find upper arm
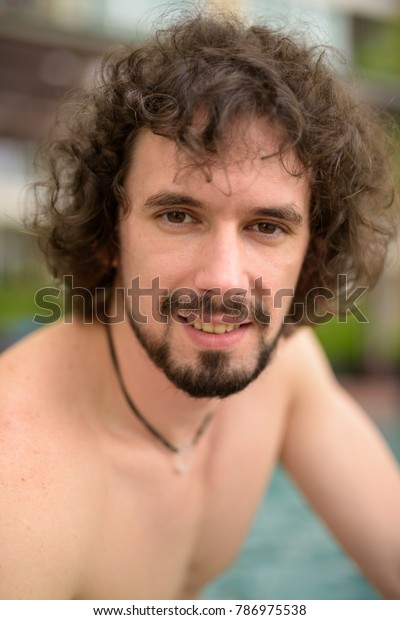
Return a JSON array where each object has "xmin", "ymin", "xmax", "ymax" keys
[
  {"xmin": 0, "ymin": 364, "xmax": 84, "ymax": 599},
  {"xmin": 280, "ymin": 328, "xmax": 400, "ymax": 599}
]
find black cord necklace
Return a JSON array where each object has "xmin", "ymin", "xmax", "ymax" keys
[{"xmin": 105, "ymin": 322, "xmax": 214, "ymax": 474}]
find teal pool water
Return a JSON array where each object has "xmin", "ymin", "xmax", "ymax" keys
[{"xmin": 203, "ymin": 420, "xmax": 400, "ymax": 600}]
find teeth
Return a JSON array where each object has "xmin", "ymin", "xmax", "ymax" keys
[
  {"xmin": 191, "ymin": 320, "xmax": 241, "ymax": 334},
  {"xmin": 214, "ymin": 324, "xmax": 229, "ymax": 334},
  {"xmin": 201, "ymin": 323, "xmax": 214, "ymax": 333}
]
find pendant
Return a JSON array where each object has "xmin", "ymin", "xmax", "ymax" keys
[{"xmin": 174, "ymin": 444, "xmax": 193, "ymax": 475}]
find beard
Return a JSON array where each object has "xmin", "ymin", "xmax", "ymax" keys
[{"xmin": 126, "ymin": 290, "xmax": 282, "ymax": 399}]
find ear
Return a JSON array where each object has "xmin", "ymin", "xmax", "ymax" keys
[{"xmin": 96, "ymin": 243, "xmax": 118, "ymax": 269}]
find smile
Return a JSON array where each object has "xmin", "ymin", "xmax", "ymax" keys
[{"xmin": 189, "ymin": 320, "xmax": 241, "ymax": 334}]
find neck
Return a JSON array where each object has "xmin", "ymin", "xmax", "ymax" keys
[{"xmin": 106, "ymin": 318, "xmax": 218, "ymax": 447}]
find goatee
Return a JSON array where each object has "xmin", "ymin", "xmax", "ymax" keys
[{"xmin": 126, "ymin": 291, "xmax": 281, "ymax": 398}]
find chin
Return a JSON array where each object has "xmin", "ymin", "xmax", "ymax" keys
[{"xmin": 157, "ymin": 343, "xmax": 278, "ymax": 399}]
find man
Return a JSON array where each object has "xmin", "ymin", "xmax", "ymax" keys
[{"xmin": 1, "ymin": 11, "xmax": 400, "ymax": 600}]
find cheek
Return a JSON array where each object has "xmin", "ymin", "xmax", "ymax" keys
[
  {"xmin": 264, "ymin": 247, "xmax": 307, "ymax": 288},
  {"xmin": 119, "ymin": 244, "xmax": 185, "ymax": 298}
]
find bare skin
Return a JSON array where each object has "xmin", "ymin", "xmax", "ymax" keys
[
  {"xmin": 1, "ymin": 124, "xmax": 400, "ymax": 600},
  {"xmin": 1, "ymin": 324, "xmax": 400, "ymax": 599}
]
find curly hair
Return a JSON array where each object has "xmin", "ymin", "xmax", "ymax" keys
[{"xmin": 30, "ymin": 10, "xmax": 398, "ymax": 324}]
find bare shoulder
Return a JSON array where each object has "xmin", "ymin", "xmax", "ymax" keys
[
  {"xmin": 275, "ymin": 325, "xmax": 333, "ymax": 368},
  {"xmin": 1, "ymin": 319, "xmax": 104, "ymax": 397},
  {"xmin": 272, "ymin": 326, "xmax": 356, "ymax": 448},
  {"xmin": 0, "ymin": 321, "xmax": 105, "ymax": 456},
  {"xmin": 0, "ymin": 321, "xmax": 104, "ymax": 598},
  {"xmin": 0, "ymin": 320, "xmax": 109, "ymax": 428},
  {"xmin": 274, "ymin": 325, "xmax": 365, "ymax": 436},
  {"xmin": 272, "ymin": 326, "xmax": 337, "ymax": 394}
]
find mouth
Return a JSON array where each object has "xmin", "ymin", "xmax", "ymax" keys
[
  {"xmin": 177, "ymin": 310, "xmax": 249, "ymax": 334},
  {"xmin": 177, "ymin": 313, "xmax": 252, "ymax": 350},
  {"xmin": 188, "ymin": 320, "xmax": 242, "ymax": 334}
]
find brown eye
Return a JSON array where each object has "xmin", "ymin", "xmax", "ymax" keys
[
  {"xmin": 257, "ymin": 222, "xmax": 279, "ymax": 234},
  {"xmin": 165, "ymin": 211, "xmax": 188, "ymax": 224}
]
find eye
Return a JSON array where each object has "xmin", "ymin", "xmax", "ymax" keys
[
  {"xmin": 251, "ymin": 222, "xmax": 282, "ymax": 235},
  {"xmin": 162, "ymin": 211, "xmax": 193, "ymax": 225}
]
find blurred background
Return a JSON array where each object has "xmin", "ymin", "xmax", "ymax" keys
[{"xmin": 0, "ymin": 0, "xmax": 399, "ymax": 601}]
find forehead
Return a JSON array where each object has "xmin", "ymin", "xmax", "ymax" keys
[{"xmin": 125, "ymin": 120, "xmax": 309, "ymax": 208}]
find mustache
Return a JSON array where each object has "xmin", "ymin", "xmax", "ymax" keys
[{"xmin": 160, "ymin": 288, "xmax": 271, "ymax": 325}]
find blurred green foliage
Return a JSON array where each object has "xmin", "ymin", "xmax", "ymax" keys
[
  {"xmin": 0, "ymin": 276, "xmax": 54, "ymax": 327},
  {"xmin": 355, "ymin": 19, "xmax": 400, "ymax": 78},
  {"xmin": 315, "ymin": 314, "xmax": 369, "ymax": 373},
  {"xmin": 316, "ymin": 307, "xmax": 400, "ymax": 372}
]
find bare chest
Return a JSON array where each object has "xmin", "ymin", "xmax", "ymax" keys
[{"xmin": 77, "ymin": 383, "xmax": 288, "ymax": 600}]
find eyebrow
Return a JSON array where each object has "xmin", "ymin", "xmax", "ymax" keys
[
  {"xmin": 250, "ymin": 206, "xmax": 304, "ymax": 226},
  {"xmin": 143, "ymin": 191, "xmax": 304, "ymax": 226},
  {"xmin": 144, "ymin": 191, "xmax": 202, "ymax": 209}
]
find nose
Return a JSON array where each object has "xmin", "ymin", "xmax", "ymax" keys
[{"xmin": 192, "ymin": 225, "xmax": 249, "ymax": 295}]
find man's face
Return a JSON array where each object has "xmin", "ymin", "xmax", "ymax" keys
[{"xmin": 118, "ymin": 121, "xmax": 310, "ymax": 398}]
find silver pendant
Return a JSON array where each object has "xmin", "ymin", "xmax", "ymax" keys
[{"xmin": 174, "ymin": 444, "xmax": 193, "ymax": 474}]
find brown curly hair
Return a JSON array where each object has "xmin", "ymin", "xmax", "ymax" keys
[{"xmin": 30, "ymin": 10, "xmax": 398, "ymax": 323}]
